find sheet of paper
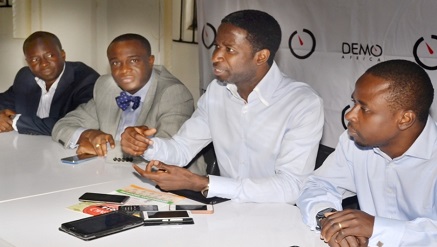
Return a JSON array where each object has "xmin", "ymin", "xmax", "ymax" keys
[{"xmin": 116, "ymin": 184, "xmax": 185, "ymax": 204}]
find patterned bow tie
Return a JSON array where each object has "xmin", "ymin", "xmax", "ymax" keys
[{"xmin": 115, "ymin": 91, "xmax": 141, "ymax": 111}]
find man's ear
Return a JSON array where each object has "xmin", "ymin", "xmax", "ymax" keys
[
  {"xmin": 255, "ymin": 49, "xmax": 270, "ymax": 65},
  {"xmin": 398, "ymin": 110, "xmax": 416, "ymax": 130}
]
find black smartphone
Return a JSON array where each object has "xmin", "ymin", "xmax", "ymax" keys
[
  {"xmin": 59, "ymin": 211, "xmax": 144, "ymax": 241},
  {"xmin": 61, "ymin": 154, "xmax": 97, "ymax": 164},
  {"xmin": 79, "ymin": 192, "xmax": 130, "ymax": 205},
  {"xmin": 118, "ymin": 205, "xmax": 158, "ymax": 212},
  {"xmin": 118, "ymin": 205, "xmax": 158, "ymax": 218},
  {"xmin": 171, "ymin": 204, "xmax": 214, "ymax": 214},
  {"xmin": 143, "ymin": 210, "xmax": 190, "ymax": 219}
]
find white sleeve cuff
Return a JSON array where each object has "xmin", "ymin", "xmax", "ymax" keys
[
  {"xmin": 11, "ymin": 114, "xmax": 21, "ymax": 131},
  {"xmin": 369, "ymin": 216, "xmax": 405, "ymax": 247},
  {"xmin": 67, "ymin": 127, "xmax": 87, "ymax": 149}
]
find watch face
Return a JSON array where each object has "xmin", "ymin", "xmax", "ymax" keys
[
  {"xmin": 316, "ymin": 208, "xmax": 336, "ymax": 230},
  {"xmin": 201, "ymin": 189, "xmax": 209, "ymax": 197}
]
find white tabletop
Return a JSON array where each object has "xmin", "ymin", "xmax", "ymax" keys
[{"xmin": 0, "ymin": 132, "xmax": 327, "ymax": 247}]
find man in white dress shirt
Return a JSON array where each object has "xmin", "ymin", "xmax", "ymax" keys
[
  {"xmin": 297, "ymin": 59, "xmax": 437, "ymax": 247},
  {"xmin": 121, "ymin": 10, "xmax": 324, "ymax": 203}
]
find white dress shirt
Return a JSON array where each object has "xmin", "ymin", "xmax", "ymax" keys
[
  {"xmin": 36, "ymin": 65, "xmax": 65, "ymax": 118},
  {"xmin": 297, "ymin": 116, "xmax": 437, "ymax": 246},
  {"xmin": 142, "ymin": 62, "xmax": 324, "ymax": 203}
]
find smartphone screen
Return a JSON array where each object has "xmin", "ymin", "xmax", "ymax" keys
[
  {"xmin": 59, "ymin": 211, "xmax": 144, "ymax": 240},
  {"xmin": 61, "ymin": 154, "xmax": 97, "ymax": 164},
  {"xmin": 79, "ymin": 192, "xmax": 130, "ymax": 204},
  {"xmin": 175, "ymin": 205, "xmax": 208, "ymax": 210}
]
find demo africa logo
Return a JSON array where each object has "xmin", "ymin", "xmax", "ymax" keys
[
  {"xmin": 289, "ymin": 29, "xmax": 316, "ymax": 59},
  {"xmin": 413, "ymin": 35, "xmax": 437, "ymax": 70}
]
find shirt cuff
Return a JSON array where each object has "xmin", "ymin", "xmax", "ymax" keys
[
  {"xmin": 207, "ymin": 175, "xmax": 239, "ymax": 199},
  {"xmin": 11, "ymin": 114, "xmax": 21, "ymax": 131},
  {"xmin": 67, "ymin": 127, "xmax": 87, "ymax": 149},
  {"xmin": 369, "ymin": 216, "xmax": 405, "ymax": 247},
  {"xmin": 142, "ymin": 137, "xmax": 158, "ymax": 161}
]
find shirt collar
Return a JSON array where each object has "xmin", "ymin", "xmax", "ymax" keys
[
  {"xmin": 225, "ymin": 62, "xmax": 284, "ymax": 106},
  {"xmin": 374, "ymin": 115, "xmax": 437, "ymax": 160}
]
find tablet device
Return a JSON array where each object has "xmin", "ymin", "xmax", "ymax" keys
[{"xmin": 59, "ymin": 211, "xmax": 144, "ymax": 241}]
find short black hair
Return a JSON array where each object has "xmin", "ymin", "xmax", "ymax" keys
[
  {"xmin": 221, "ymin": 9, "xmax": 282, "ymax": 66},
  {"xmin": 108, "ymin": 33, "xmax": 152, "ymax": 56},
  {"xmin": 366, "ymin": 59, "xmax": 434, "ymax": 123},
  {"xmin": 23, "ymin": 31, "xmax": 62, "ymax": 53}
]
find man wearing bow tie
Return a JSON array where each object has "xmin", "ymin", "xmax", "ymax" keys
[{"xmin": 52, "ymin": 33, "xmax": 203, "ymax": 173}]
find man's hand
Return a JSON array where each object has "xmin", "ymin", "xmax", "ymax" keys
[
  {"xmin": 321, "ymin": 209, "xmax": 373, "ymax": 247},
  {"xmin": 132, "ymin": 160, "xmax": 208, "ymax": 191},
  {"xmin": 0, "ymin": 109, "xmax": 16, "ymax": 133},
  {"xmin": 324, "ymin": 233, "xmax": 369, "ymax": 247},
  {"xmin": 120, "ymin": 126, "xmax": 157, "ymax": 156},
  {"xmin": 77, "ymin": 129, "xmax": 115, "ymax": 156}
]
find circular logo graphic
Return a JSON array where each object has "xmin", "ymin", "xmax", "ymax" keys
[
  {"xmin": 202, "ymin": 23, "xmax": 216, "ymax": 49},
  {"xmin": 82, "ymin": 204, "xmax": 118, "ymax": 216},
  {"xmin": 289, "ymin": 29, "xmax": 316, "ymax": 59},
  {"xmin": 413, "ymin": 35, "xmax": 437, "ymax": 70},
  {"xmin": 341, "ymin": 105, "xmax": 350, "ymax": 130}
]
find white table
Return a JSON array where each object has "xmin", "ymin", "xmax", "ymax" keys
[{"xmin": 0, "ymin": 132, "xmax": 327, "ymax": 247}]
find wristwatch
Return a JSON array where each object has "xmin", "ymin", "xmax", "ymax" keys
[
  {"xmin": 201, "ymin": 175, "xmax": 209, "ymax": 197},
  {"xmin": 315, "ymin": 208, "xmax": 337, "ymax": 230}
]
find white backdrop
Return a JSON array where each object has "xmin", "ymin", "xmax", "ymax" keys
[{"xmin": 197, "ymin": 0, "xmax": 437, "ymax": 148}]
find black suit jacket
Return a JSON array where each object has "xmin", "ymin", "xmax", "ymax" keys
[{"xmin": 0, "ymin": 61, "xmax": 99, "ymax": 135}]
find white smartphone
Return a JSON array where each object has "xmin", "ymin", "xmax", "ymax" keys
[
  {"xmin": 61, "ymin": 154, "xmax": 97, "ymax": 164},
  {"xmin": 169, "ymin": 204, "xmax": 214, "ymax": 214}
]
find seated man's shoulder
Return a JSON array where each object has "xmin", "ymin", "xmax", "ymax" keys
[
  {"xmin": 93, "ymin": 74, "xmax": 120, "ymax": 95},
  {"xmin": 153, "ymin": 65, "xmax": 184, "ymax": 86},
  {"xmin": 14, "ymin": 66, "xmax": 34, "ymax": 80},
  {"xmin": 66, "ymin": 61, "xmax": 99, "ymax": 78}
]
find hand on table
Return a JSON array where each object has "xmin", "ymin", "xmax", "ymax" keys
[
  {"xmin": 321, "ymin": 209, "xmax": 373, "ymax": 247},
  {"xmin": 121, "ymin": 126, "xmax": 156, "ymax": 156},
  {"xmin": 133, "ymin": 160, "xmax": 208, "ymax": 191},
  {"xmin": 324, "ymin": 233, "xmax": 368, "ymax": 247},
  {"xmin": 0, "ymin": 109, "xmax": 16, "ymax": 133},
  {"xmin": 77, "ymin": 129, "xmax": 115, "ymax": 156}
]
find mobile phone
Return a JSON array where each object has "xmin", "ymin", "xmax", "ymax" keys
[
  {"xmin": 118, "ymin": 205, "xmax": 159, "ymax": 212},
  {"xmin": 142, "ymin": 210, "xmax": 190, "ymax": 220},
  {"xmin": 79, "ymin": 192, "xmax": 130, "ymax": 205},
  {"xmin": 59, "ymin": 211, "xmax": 144, "ymax": 241},
  {"xmin": 142, "ymin": 210, "xmax": 193, "ymax": 226},
  {"xmin": 61, "ymin": 153, "xmax": 97, "ymax": 164},
  {"xmin": 170, "ymin": 204, "xmax": 214, "ymax": 214},
  {"xmin": 118, "ymin": 205, "xmax": 158, "ymax": 217}
]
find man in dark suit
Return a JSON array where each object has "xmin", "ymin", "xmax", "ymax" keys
[{"xmin": 0, "ymin": 31, "xmax": 99, "ymax": 135}]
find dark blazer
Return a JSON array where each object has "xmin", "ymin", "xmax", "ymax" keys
[{"xmin": 0, "ymin": 61, "xmax": 99, "ymax": 135}]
